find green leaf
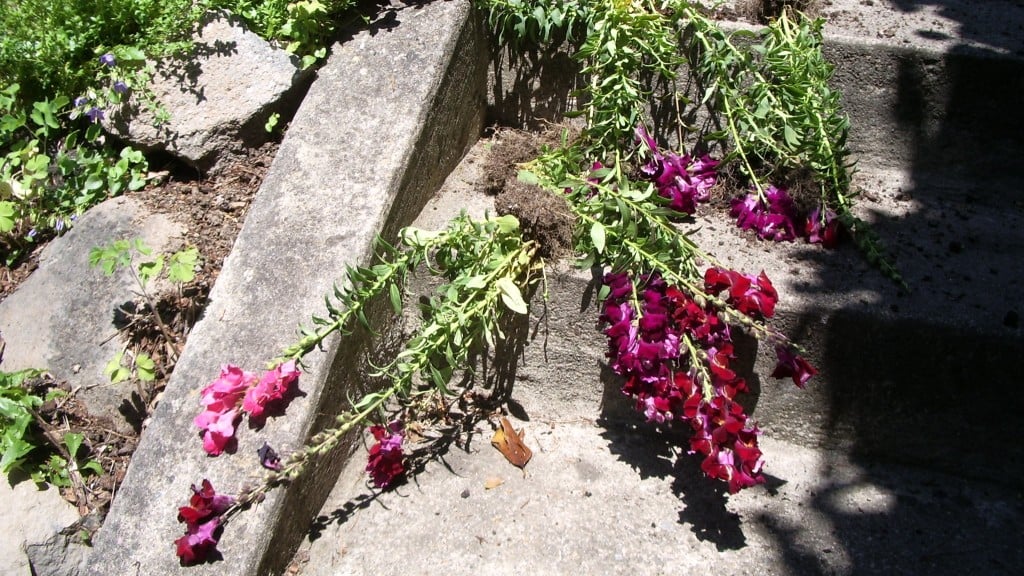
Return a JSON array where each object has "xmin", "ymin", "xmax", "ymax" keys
[
  {"xmin": 517, "ymin": 169, "xmax": 539, "ymax": 185},
  {"xmin": 167, "ymin": 247, "xmax": 199, "ymax": 284},
  {"xmin": 491, "ymin": 214, "xmax": 520, "ymax": 235},
  {"xmin": 137, "ymin": 255, "xmax": 164, "ymax": 287},
  {"xmin": 82, "ymin": 460, "xmax": 104, "ymax": 476},
  {"xmin": 104, "ymin": 353, "xmax": 130, "ymax": 384},
  {"xmin": 496, "ymin": 277, "xmax": 528, "ymax": 315},
  {"xmin": 388, "ymin": 283, "xmax": 402, "ymax": 314},
  {"xmin": 63, "ymin": 432, "xmax": 84, "ymax": 460},
  {"xmin": 590, "ymin": 222, "xmax": 606, "ymax": 254},
  {"xmin": 0, "ymin": 201, "xmax": 16, "ymax": 233},
  {"xmin": 783, "ymin": 125, "xmax": 799, "ymax": 148},
  {"xmin": 464, "ymin": 275, "xmax": 487, "ymax": 290},
  {"xmin": 134, "ymin": 353, "xmax": 156, "ymax": 382}
]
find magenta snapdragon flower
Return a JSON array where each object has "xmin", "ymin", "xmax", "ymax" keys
[
  {"xmin": 194, "ymin": 362, "xmax": 302, "ymax": 455},
  {"xmin": 730, "ymin": 185, "xmax": 800, "ymax": 241},
  {"xmin": 599, "ymin": 267, "xmax": 813, "ymax": 492},
  {"xmin": 242, "ymin": 360, "xmax": 299, "ymax": 421},
  {"xmin": 635, "ymin": 124, "xmax": 719, "ymax": 215}
]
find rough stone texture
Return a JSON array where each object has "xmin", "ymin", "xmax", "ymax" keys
[
  {"xmin": 85, "ymin": 2, "xmax": 487, "ymax": 575},
  {"xmin": 26, "ymin": 531, "xmax": 91, "ymax": 576},
  {"xmin": 104, "ymin": 11, "xmax": 312, "ymax": 169},
  {"xmin": 0, "ymin": 196, "xmax": 183, "ymax": 435},
  {"xmin": 0, "ymin": 478, "xmax": 80, "ymax": 576}
]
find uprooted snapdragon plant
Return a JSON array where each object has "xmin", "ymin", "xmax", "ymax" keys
[
  {"xmin": 175, "ymin": 124, "xmax": 820, "ymax": 565},
  {"xmin": 176, "ymin": 214, "xmax": 542, "ymax": 564},
  {"xmin": 479, "ymin": 0, "xmax": 902, "ymax": 286}
]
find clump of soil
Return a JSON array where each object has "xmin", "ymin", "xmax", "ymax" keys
[
  {"xmin": 739, "ymin": 0, "xmax": 821, "ymax": 24},
  {"xmin": 482, "ymin": 128, "xmax": 576, "ymax": 259}
]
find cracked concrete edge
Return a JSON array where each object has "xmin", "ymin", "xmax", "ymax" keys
[{"xmin": 85, "ymin": 2, "xmax": 486, "ymax": 575}]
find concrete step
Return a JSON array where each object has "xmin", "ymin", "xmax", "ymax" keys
[
  {"xmin": 294, "ymin": 418, "xmax": 1024, "ymax": 576},
  {"xmin": 84, "ymin": 1, "xmax": 1024, "ymax": 574}
]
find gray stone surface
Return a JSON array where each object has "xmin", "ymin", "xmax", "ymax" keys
[
  {"xmin": 295, "ymin": 132, "xmax": 1024, "ymax": 575},
  {"xmin": 104, "ymin": 11, "xmax": 312, "ymax": 169},
  {"xmin": 86, "ymin": 1, "xmax": 487, "ymax": 574},
  {"xmin": 0, "ymin": 478, "xmax": 80, "ymax": 576},
  {"xmin": 0, "ymin": 196, "xmax": 184, "ymax": 435}
]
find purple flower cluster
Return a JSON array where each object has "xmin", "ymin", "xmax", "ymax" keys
[
  {"xmin": 731, "ymin": 185, "xmax": 841, "ymax": 247},
  {"xmin": 600, "ymin": 269, "xmax": 814, "ymax": 493},
  {"xmin": 635, "ymin": 125, "xmax": 719, "ymax": 215}
]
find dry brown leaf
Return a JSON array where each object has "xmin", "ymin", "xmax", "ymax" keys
[{"xmin": 491, "ymin": 416, "xmax": 532, "ymax": 469}]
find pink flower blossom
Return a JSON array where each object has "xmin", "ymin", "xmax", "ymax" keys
[
  {"xmin": 242, "ymin": 360, "xmax": 300, "ymax": 420},
  {"xmin": 200, "ymin": 365, "xmax": 255, "ymax": 413},
  {"xmin": 194, "ymin": 408, "xmax": 240, "ymax": 456}
]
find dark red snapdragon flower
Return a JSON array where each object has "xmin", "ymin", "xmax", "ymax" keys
[
  {"xmin": 805, "ymin": 206, "xmax": 842, "ymax": 248},
  {"xmin": 175, "ymin": 479, "xmax": 234, "ymax": 565},
  {"xmin": 771, "ymin": 345, "xmax": 818, "ymax": 388},
  {"xmin": 704, "ymin": 267, "xmax": 778, "ymax": 320},
  {"xmin": 366, "ymin": 422, "xmax": 405, "ymax": 489}
]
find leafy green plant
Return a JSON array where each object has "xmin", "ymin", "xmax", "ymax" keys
[
  {"xmin": 477, "ymin": 0, "xmax": 902, "ymax": 284},
  {"xmin": 0, "ymin": 366, "xmax": 102, "ymax": 489},
  {"xmin": 0, "ymin": 366, "xmax": 47, "ymax": 474},
  {"xmin": 90, "ymin": 239, "xmax": 202, "ymax": 380},
  {"xmin": 209, "ymin": 0, "xmax": 358, "ymax": 69},
  {"xmin": 1, "ymin": 83, "xmax": 149, "ymax": 264}
]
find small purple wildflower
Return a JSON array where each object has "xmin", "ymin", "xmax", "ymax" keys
[
  {"xmin": 27, "ymin": 228, "xmax": 37, "ymax": 238},
  {"xmin": 85, "ymin": 107, "xmax": 105, "ymax": 123},
  {"xmin": 73, "ymin": 96, "xmax": 89, "ymax": 108},
  {"xmin": 100, "ymin": 53, "xmax": 116, "ymax": 67},
  {"xmin": 113, "ymin": 81, "xmax": 129, "ymax": 94},
  {"xmin": 257, "ymin": 442, "xmax": 282, "ymax": 471}
]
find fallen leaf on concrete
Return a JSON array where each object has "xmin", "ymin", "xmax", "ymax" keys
[{"xmin": 491, "ymin": 416, "xmax": 532, "ymax": 469}]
